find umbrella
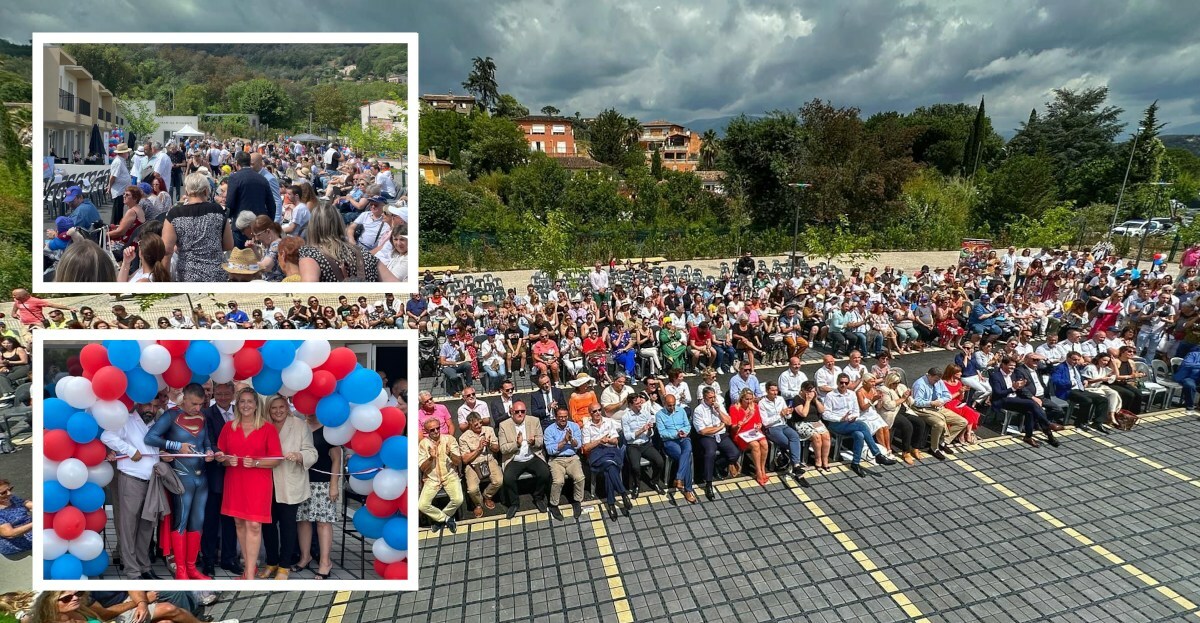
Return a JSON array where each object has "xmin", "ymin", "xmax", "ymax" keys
[
  {"xmin": 292, "ymin": 133, "xmax": 325, "ymax": 143},
  {"xmin": 88, "ymin": 124, "xmax": 103, "ymax": 158}
]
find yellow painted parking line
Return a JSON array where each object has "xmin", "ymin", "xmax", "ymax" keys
[
  {"xmin": 789, "ymin": 484, "xmax": 931, "ymax": 621},
  {"xmin": 587, "ymin": 513, "xmax": 635, "ymax": 623},
  {"xmin": 954, "ymin": 457, "xmax": 1200, "ymax": 618},
  {"xmin": 1076, "ymin": 428, "xmax": 1200, "ymax": 490},
  {"xmin": 325, "ymin": 591, "xmax": 353, "ymax": 623}
]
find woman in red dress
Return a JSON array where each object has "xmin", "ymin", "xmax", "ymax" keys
[
  {"xmin": 729, "ymin": 388, "xmax": 769, "ymax": 485},
  {"xmin": 941, "ymin": 364, "xmax": 980, "ymax": 444},
  {"xmin": 217, "ymin": 387, "xmax": 282, "ymax": 579}
]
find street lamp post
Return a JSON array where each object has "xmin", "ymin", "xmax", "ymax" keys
[
  {"xmin": 787, "ymin": 183, "xmax": 812, "ymax": 274},
  {"xmin": 1109, "ymin": 126, "xmax": 1146, "ymax": 235},
  {"xmin": 1134, "ymin": 181, "xmax": 1172, "ymax": 270}
]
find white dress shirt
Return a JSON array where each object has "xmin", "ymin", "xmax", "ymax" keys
[
  {"xmin": 777, "ymin": 369, "xmax": 809, "ymax": 401},
  {"xmin": 758, "ymin": 396, "xmax": 790, "ymax": 428},
  {"xmin": 582, "ymin": 417, "xmax": 621, "ymax": 445},
  {"xmin": 100, "ymin": 413, "xmax": 160, "ymax": 480}
]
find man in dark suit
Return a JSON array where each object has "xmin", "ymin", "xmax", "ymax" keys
[
  {"xmin": 528, "ymin": 373, "xmax": 567, "ymax": 428},
  {"xmin": 1051, "ymin": 351, "xmax": 1112, "ymax": 432},
  {"xmin": 224, "ymin": 151, "xmax": 274, "ymax": 248},
  {"xmin": 488, "ymin": 378, "xmax": 517, "ymax": 428},
  {"xmin": 990, "ymin": 355, "xmax": 1058, "ymax": 448},
  {"xmin": 199, "ymin": 382, "xmax": 240, "ymax": 576}
]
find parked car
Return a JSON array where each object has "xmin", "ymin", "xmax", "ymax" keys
[{"xmin": 1111, "ymin": 219, "xmax": 1171, "ymax": 237}]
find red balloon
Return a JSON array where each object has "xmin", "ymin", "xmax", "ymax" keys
[
  {"xmin": 383, "ymin": 560, "xmax": 408, "ymax": 580},
  {"xmin": 318, "ymin": 347, "xmax": 357, "ymax": 379},
  {"xmin": 84, "ymin": 508, "xmax": 108, "ymax": 533},
  {"xmin": 233, "ymin": 348, "xmax": 264, "ymax": 380},
  {"xmin": 118, "ymin": 394, "xmax": 134, "ymax": 412},
  {"xmin": 92, "ymin": 366, "xmax": 129, "ymax": 401},
  {"xmin": 365, "ymin": 491, "xmax": 398, "ymax": 517},
  {"xmin": 350, "ymin": 431, "xmax": 383, "ymax": 457},
  {"xmin": 162, "ymin": 357, "xmax": 192, "ymax": 388},
  {"xmin": 244, "ymin": 340, "xmax": 266, "ymax": 348},
  {"xmin": 79, "ymin": 345, "xmax": 110, "ymax": 373},
  {"xmin": 82, "ymin": 367, "xmax": 96, "ymax": 380},
  {"xmin": 377, "ymin": 407, "xmax": 407, "ymax": 439},
  {"xmin": 373, "ymin": 559, "xmax": 388, "ymax": 577},
  {"xmin": 67, "ymin": 356, "xmax": 81, "ymax": 369},
  {"xmin": 44, "ymin": 430, "xmax": 77, "ymax": 461},
  {"xmin": 159, "ymin": 340, "xmax": 190, "ymax": 357},
  {"xmin": 44, "ymin": 511, "xmax": 57, "ymax": 527},
  {"xmin": 75, "ymin": 439, "xmax": 108, "ymax": 466},
  {"xmin": 292, "ymin": 390, "xmax": 319, "ymax": 415},
  {"xmin": 308, "ymin": 370, "xmax": 337, "ymax": 397},
  {"xmin": 67, "ymin": 364, "xmax": 84, "ymax": 377},
  {"xmin": 53, "ymin": 506, "xmax": 86, "ymax": 540},
  {"xmin": 397, "ymin": 488, "xmax": 408, "ymax": 518}
]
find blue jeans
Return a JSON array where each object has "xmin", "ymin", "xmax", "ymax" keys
[
  {"xmin": 765, "ymin": 424, "xmax": 803, "ymax": 467},
  {"xmin": 662, "ymin": 438, "xmax": 694, "ymax": 491},
  {"xmin": 1179, "ymin": 374, "xmax": 1199, "ymax": 409},
  {"xmin": 825, "ymin": 420, "xmax": 883, "ymax": 465},
  {"xmin": 715, "ymin": 344, "xmax": 737, "ymax": 370},
  {"xmin": 613, "ymin": 350, "xmax": 635, "ymax": 377}
]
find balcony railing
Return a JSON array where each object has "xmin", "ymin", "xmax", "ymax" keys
[
  {"xmin": 79, "ymin": 98, "xmax": 91, "ymax": 117},
  {"xmin": 59, "ymin": 89, "xmax": 74, "ymax": 112}
]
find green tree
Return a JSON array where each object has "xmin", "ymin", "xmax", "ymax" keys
[
  {"xmin": 419, "ymin": 105, "xmax": 473, "ymax": 168},
  {"xmin": 588, "ymin": 108, "xmax": 639, "ymax": 168},
  {"xmin": 173, "ymin": 84, "xmax": 209, "ymax": 115},
  {"xmin": 338, "ymin": 118, "xmax": 405, "ymax": 157},
  {"xmin": 462, "ymin": 56, "xmax": 499, "ymax": 112},
  {"xmin": 798, "ymin": 215, "xmax": 878, "ymax": 266},
  {"xmin": 521, "ymin": 209, "xmax": 572, "ymax": 279},
  {"xmin": 887, "ymin": 168, "xmax": 975, "ymax": 249},
  {"xmin": 562, "ymin": 172, "xmax": 628, "ymax": 225},
  {"xmin": 961, "ymin": 96, "xmax": 988, "ymax": 176},
  {"xmin": 63, "ymin": 44, "xmax": 134, "ymax": 94},
  {"xmin": 418, "ymin": 180, "xmax": 465, "ymax": 244},
  {"xmin": 699, "ymin": 129, "xmax": 720, "ymax": 170},
  {"xmin": 975, "ymin": 152, "xmax": 1058, "ymax": 233},
  {"xmin": 312, "ymin": 84, "xmax": 355, "ymax": 131},
  {"xmin": 0, "ymin": 149, "xmax": 32, "ymax": 294},
  {"xmin": 493, "ymin": 93, "xmax": 528, "ymax": 118},
  {"xmin": 120, "ymin": 99, "xmax": 159, "ymax": 143},
  {"xmin": 1008, "ymin": 203, "xmax": 1081, "ymax": 248},
  {"xmin": 719, "ymin": 110, "xmax": 805, "ymax": 228},
  {"xmin": 506, "ymin": 153, "xmax": 569, "ymax": 219},
  {"xmin": 0, "ymin": 105, "xmax": 26, "ymax": 170},
  {"xmin": 466, "ymin": 114, "xmax": 527, "ymax": 176},
  {"xmin": 650, "ymin": 147, "xmax": 662, "ymax": 179},
  {"xmin": 224, "ymin": 78, "xmax": 294, "ymax": 128},
  {"xmin": 1010, "ymin": 87, "xmax": 1124, "ymax": 189},
  {"xmin": 540, "ymin": 105, "xmax": 560, "ymax": 117}
]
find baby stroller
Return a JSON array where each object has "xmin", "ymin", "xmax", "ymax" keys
[
  {"xmin": 418, "ymin": 335, "xmax": 439, "ymax": 378},
  {"xmin": 585, "ymin": 349, "xmax": 612, "ymax": 386}
]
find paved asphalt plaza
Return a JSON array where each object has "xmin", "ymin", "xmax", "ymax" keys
[{"xmin": 196, "ymin": 408, "xmax": 1200, "ymax": 623}]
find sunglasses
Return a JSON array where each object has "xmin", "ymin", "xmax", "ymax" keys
[
  {"xmin": 58, "ymin": 593, "xmax": 79, "ymax": 603},
  {"xmin": 838, "ymin": 381, "xmax": 850, "ymax": 385},
  {"xmin": 512, "ymin": 409, "xmax": 527, "ymax": 414}
]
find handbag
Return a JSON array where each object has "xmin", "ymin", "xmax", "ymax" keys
[{"xmin": 1114, "ymin": 409, "xmax": 1139, "ymax": 431}]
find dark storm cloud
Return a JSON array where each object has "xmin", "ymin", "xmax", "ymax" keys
[{"xmin": 3, "ymin": 0, "xmax": 1198, "ymax": 134}]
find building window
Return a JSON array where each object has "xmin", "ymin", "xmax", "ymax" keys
[
  {"xmin": 531, "ymin": 124, "xmax": 545, "ymax": 135},
  {"xmin": 531, "ymin": 141, "xmax": 546, "ymax": 152},
  {"xmin": 552, "ymin": 125, "xmax": 566, "ymax": 135},
  {"xmin": 556, "ymin": 141, "xmax": 567, "ymax": 154}
]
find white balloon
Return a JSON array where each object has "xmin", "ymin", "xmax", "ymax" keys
[
  {"xmin": 67, "ymin": 530, "xmax": 105, "ymax": 561},
  {"xmin": 215, "ymin": 339, "xmax": 244, "ymax": 355},
  {"xmin": 371, "ymin": 388, "xmax": 389, "ymax": 408},
  {"xmin": 279, "ymin": 385, "xmax": 298, "ymax": 397},
  {"xmin": 347, "ymin": 475, "xmax": 373, "ymax": 495},
  {"xmin": 281, "ymin": 361, "xmax": 313, "ymax": 391},
  {"xmin": 139, "ymin": 344, "xmax": 172, "ymax": 375},
  {"xmin": 62, "ymin": 377, "xmax": 97, "ymax": 410},
  {"xmin": 372, "ymin": 539, "xmax": 406, "ymax": 563},
  {"xmin": 210, "ymin": 355, "xmax": 235, "ymax": 384},
  {"xmin": 157, "ymin": 375, "xmax": 167, "ymax": 391},
  {"xmin": 43, "ymin": 530, "xmax": 69, "ymax": 559},
  {"xmin": 87, "ymin": 461, "xmax": 114, "ymax": 487},
  {"xmin": 137, "ymin": 340, "xmax": 156, "ymax": 350},
  {"xmin": 91, "ymin": 400, "xmax": 130, "ymax": 432},
  {"xmin": 43, "ymin": 459, "xmax": 61, "ymax": 482},
  {"xmin": 297, "ymin": 339, "xmax": 331, "ymax": 368},
  {"xmin": 323, "ymin": 421, "xmax": 357, "ymax": 446},
  {"xmin": 57, "ymin": 458, "xmax": 89, "ymax": 490},
  {"xmin": 372, "ymin": 468, "xmax": 407, "ymax": 500},
  {"xmin": 54, "ymin": 375, "xmax": 74, "ymax": 400},
  {"xmin": 349, "ymin": 405, "xmax": 383, "ymax": 433}
]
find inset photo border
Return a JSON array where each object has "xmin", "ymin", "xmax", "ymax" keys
[
  {"xmin": 33, "ymin": 32, "xmax": 419, "ymax": 294},
  {"xmin": 31, "ymin": 329, "xmax": 418, "ymax": 592}
]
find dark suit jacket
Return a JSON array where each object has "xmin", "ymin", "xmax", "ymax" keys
[
  {"xmin": 528, "ymin": 387, "xmax": 567, "ymax": 427},
  {"xmin": 488, "ymin": 398, "xmax": 514, "ymax": 428},
  {"xmin": 202, "ymin": 404, "xmax": 232, "ymax": 493},
  {"xmin": 225, "ymin": 167, "xmax": 274, "ymax": 221},
  {"xmin": 989, "ymin": 368, "xmax": 1019, "ymax": 402}
]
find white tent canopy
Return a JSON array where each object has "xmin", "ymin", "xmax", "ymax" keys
[{"xmin": 173, "ymin": 124, "xmax": 204, "ymax": 137}]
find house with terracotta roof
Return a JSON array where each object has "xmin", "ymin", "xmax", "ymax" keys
[
  {"xmin": 638, "ymin": 120, "xmax": 701, "ymax": 171},
  {"xmin": 419, "ymin": 150, "xmax": 452, "ymax": 185}
]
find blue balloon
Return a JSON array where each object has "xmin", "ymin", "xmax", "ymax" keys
[
  {"xmin": 50, "ymin": 553, "xmax": 82, "ymax": 579},
  {"xmin": 379, "ymin": 436, "xmax": 408, "ymax": 471},
  {"xmin": 185, "ymin": 341, "xmax": 221, "ymax": 376},
  {"xmin": 66, "ymin": 411, "xmax": 99, "ymax": 444},
  {"xmin": 44, "ymin": 398, "xmax": 74, "ymax": 430},
  {"xmin": 338, "ymin": 367, "xmax": 383, "ymax": 404},
  {"xmin": 80, "ymin": 550, "xmax": 110, "ymax": 577},
  {"xmin": 44, "ymin": 481, "xmax": 70, "ymax": 512},
  {"xmin": 252, "ymin": 367, "xmax": 283, "ymax": 395},
  {"xmin": 43, "ymin": 559, "xmax": 53, "ymax": 579},
  {"xmin": 125, "ymin": 367, "xmax": 158, "ymax": 404},
  {"xmin": 260, "ymin": 341, "xmax": 296, "ymax": 370},
  {"xmin": 348, "ymin": 453, "xmax": 382, "ymax": 480},
  {"xmin": 353, "ymin": 506, "xmax": 389, "ymax": 539},
  {"xmin": 69, "ymin": 482, "xmax": 105, "ymax": 513},
  {"xmin": 103, "ymin": 340, "xmax": 142, "ymax": 372},
  {"xmin": 382, "ymin": 516, "xmax": 408, "ymax": 550},
  {"xmin": 190, "ymin": 372, "xmax": 210, "ymax": 386},
  {"xmin": 316, "ymin": 394, "xmax": 350, "ymax": 427}
]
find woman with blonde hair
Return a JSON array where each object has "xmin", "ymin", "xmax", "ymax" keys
[
  {"xmin": 217, "ymin": 387, "xmax": 282, "ymax": 580},
  {"xmin": 54, "ymin": 239, "xmax": 117, "ymax": 282},
  {"xmin": 879, "ymin": 372, "xmax": 927, "ymax": 464},
  {"xmin": 298, "ymin": 203, "xmax": 397, "ymax": 282},
  {"xmin": 163, "ymin": 172, "xmax": 233, "ymax": 282},
  {"xmin": 855, "ymin": 374, "xmax": 894, "ymax": 460},
  {"xmin": 258, "ymin": 394, "xmax": 316, "ymax": 580}
]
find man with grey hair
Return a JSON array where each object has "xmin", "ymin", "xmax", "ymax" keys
[{"xmin": 147, "ymin": 140, "xmax": 172, "ymax": 184}]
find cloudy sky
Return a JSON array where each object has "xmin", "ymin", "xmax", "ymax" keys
[{"xmin": 5, "ymin": 0, "xmax": 1200, "ymax": 135}]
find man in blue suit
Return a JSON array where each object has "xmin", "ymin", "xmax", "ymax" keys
[
  {"xmin": 199, "ymin": 382, "xmax": 240, "ymax": 576},
  {"xmin": 528, "ymin": 373, "xmax": 567, "ymax": 428},
  {"xmin": 1050, "ymin": 351, "xmax": 1112, "ymax": 432},
  {"xmin": 990, "ymin": 355, "xmax": 1058, "ymax": 448}
]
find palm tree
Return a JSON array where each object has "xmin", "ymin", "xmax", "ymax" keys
[
  {"xmin": 624, "ymin": 116, "xmax": 642, "ymax": 150},
  {"xmin": 699, "ymin": 129, "xmax": 720, "ymax": 170}
]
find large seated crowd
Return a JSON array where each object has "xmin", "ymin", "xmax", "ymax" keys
[{"xmin": 45, "ymin": 138, "xmax": 407, "ymax": 283}]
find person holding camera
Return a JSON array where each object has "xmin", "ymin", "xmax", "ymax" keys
[{"xmin": 1135, "ymin": 291, "xmax": 1175, "ymax": 362}]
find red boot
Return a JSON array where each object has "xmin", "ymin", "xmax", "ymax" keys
[
  {"xmin": 184, "ymin": 532, "xmax": 211, "ymax": 580},
  {"xmin": 170, "ymin": 532, "xmax": 189, "ymax": 580}
]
